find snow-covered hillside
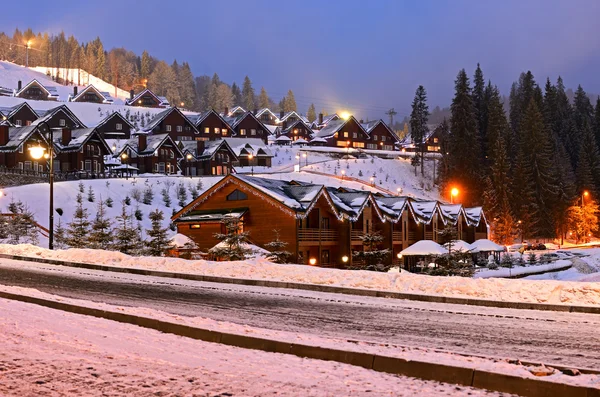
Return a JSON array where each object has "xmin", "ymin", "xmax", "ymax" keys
[
  {"xmin": 0, "ymin": 176, "xmax": 221, "ymax": 245},
  {"xmin": 0, "ymin": 61, "xmax": 126, "ymax": 102}
]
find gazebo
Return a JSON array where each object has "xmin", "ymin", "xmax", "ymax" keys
[
  {"xmin": 274, "ymin": 135, "xmax": 291, "ymax": 146},
  {"xmin": 400, "ymin": 240, "xmax": 447, "ymax": 272},
  {"xmin": 292, "ymin": 138, "xmax": 308, "ymax": 145},
  {"xmin": 470, "ymin": 239, "xmax": 505, "ymax": 262},
  {"xmin": 309, "ymin": 137, "xmax": 327, "ymax": 146}
]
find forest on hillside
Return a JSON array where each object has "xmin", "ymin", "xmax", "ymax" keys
[{"xmin": 0, "ymin": 28, "xmax": 307, "ymax": 116}]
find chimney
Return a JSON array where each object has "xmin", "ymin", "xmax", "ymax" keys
[
  {"xmin": 73, "ymin": 86, "xmax": 78, "ymax": 97},
  {"xmin": 61, "ymin": 128, "xmax": 71, "ymax": 145},
  {"xmin": 280, "ymin": 110, "xmax": 284, "ymax": 120},
  {"xmin": 138, "ymin": 134, "xmax": 147, "ymax": 152},
  {"xmin": 282, "ymin": 120, "xmax": 287, "ymax": 130},
  {"xmin": 224, "ymin": 106, "xmax": 229, "ymax": 116},
  {"xmin": 196, "ymin": 140, "xmax": 205, "ymax": 155},
  {"xmin": 253, "ymin": 108, "xmax": 258, "ymax": 115},
  {"xmin": 17, "ymin": 80, "xmax": 22, "ymax": 91},
  {"xmin": 318, "ymin": 113, "xmax": 323, "ymax": 125},
  {"xmin": 360, "ymin": 119, "xmax": 364, "ymax": 123},
  {"xmin": 130, "ymin": 89, "xmax": 135, "ymax": 100},
  {"xmin": 0, "ymin": 124, "xmax": 9, "ymax": 146}
]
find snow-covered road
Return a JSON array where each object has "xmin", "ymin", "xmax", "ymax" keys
[{"xmin": 1, "ymin": 258, "xmax": 599, "ymax": 370}]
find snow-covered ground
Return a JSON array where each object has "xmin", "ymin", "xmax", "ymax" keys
[
  {"xmin": 2, "ymin": 284, "xmax": 598, "ymax": 393},
  {"xmin": 2, "ymin": 244, "xmax": 600, "ymax": 306},
  {"xmin": 0, "ymin": 176, "xmax": 221, "ymax": 244},
  {"xmin": 1, "ymin": 296, "xmax": 517, "ymax": 396},
  {"xmin": 475, "ymin": 261, "xmax": 573, "ymax": 279}
]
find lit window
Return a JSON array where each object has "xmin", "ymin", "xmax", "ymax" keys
[
  {"xmin": 190, "ymin": 224, "xmax": 201, "ymax": 229},
  {"xmin": 434, "ymin": 138, "xmax": 439, "ymax": 143},
  {"xmin": 214, "ymin": 127, "xmax": 219, "ymax": 134},
  {"xmin": 15, "ymin": 120, "xmax": 22, "ymax": 126},
  {"xmin": 240, "ymin": 129, "xmax": 246, "ymax": 136},
  {"xmin": 204, "ymin": 127, "xmax": 210, "ymax": 134},
  {"xmin": 221, "ymin": 128, "xmax": 227, "ymax": 134},
  {"xmin": 343, "ymin": 132, "xmax": 349, "ymax": 138}
]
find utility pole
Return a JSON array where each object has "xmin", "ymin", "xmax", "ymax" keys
[{"xmin": 385, "ymin": 108, "xmax": 397, "ymax": 128}]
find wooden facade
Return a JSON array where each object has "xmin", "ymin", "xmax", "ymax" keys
[
  {"xmin": 280, "ymin": 119, "xmax": 313, "ymax": 142},
  {"xmin": 0, "ymin": 124, "xmax": 49, "ymax": 172},
  {"xmin": 227, "ymin": 112, "xmax": 270, "ymax": 144},
  {"xmin": 95, "ymin": 112, "xmax": 134, "ymax": 139},
  {"xmin": 126, "ymin": 89, "xmax": 168, "ymax": 108},
  {"xmin": 324, "ymin": 116, "xmax": 370, "ymax": 149},
  {"xmin": 180, "ymin": 140, "xmax": 237, "ymax": 176},
  {"xmin": 120, "ymin": 134, "xmax": 182, "ymax": 174},
  {"xmin": 54, "ymin": 128, "xmax": 112, "ymax": 173},
  {"xmin": 363, "ymin": 121, "xmax": 399, "ymax": 151},
  {"xmin": 15, "ymin": 80, "xmax": 58, "ymax": 101},
  {"xmin": 195, "ymin": 110, "xmax": 234, "ymax": 141},
  {"xmin": 2, "ymin": 103, "xmax": 38, "ymax": 127},
  {"xmin": 145, "ymin": 107, "xmax": 198, "ymax": 137}
]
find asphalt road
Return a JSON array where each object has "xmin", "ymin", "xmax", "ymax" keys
[{"xmin": 1, "ymin": 258, "xmax": 599, "ymax": 370}]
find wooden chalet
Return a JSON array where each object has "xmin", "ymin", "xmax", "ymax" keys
[
  {"xmin": 313, "ymin": 115, "xmax": 370, "ymax": 149},
  {"xmin": 255, "ymin": 108, "xmax": 279, "ymax": 125},
  {"xmin": 227, "ymin": 105, "xmax": 246, "ymax": 117},
  {"xmin": 361, "ymin": 120, "xmax": 399, "ymax": 151},
  {"xmin": 179, "ymin": 139, "xmax": 237, "ymax": 176},
  {"xmin": 70, "ymin": 85, "xmax": 114, "ymax": 104},
  {"xmin": 143, "ymin": 106, "xmax": 198, "ymax": 138},
  {"xmin": 223, "ymin": 111, "xmax": 271, "ymax": 144},
  {"xmin": 32, "ymin": 105, "xmax": 86, "ymax": 130},
  {"xmin": 311, "ymin": 113, "xmax": 340, "ymax": 130},
  {"xmin": 94, "ymin": 111, "xmax": 134, "ymax": 140},
  {"xmin": 0, "ymin": 102, "xmax": 38, "ymax": 127},
  {"xmin": 278, "ymin": 110, "xmax": 308, "ymax": 127},
  {"xmin": 400, "ymin": 128, "xmax": 443, "ymax": 153},
  {"xmin": 53, "ymin": 127, "xmax": 112, "ymax": 173},
  {"xmin": 14, "ymin": 80, "xmax": 59, "ymax": 101},
  {"xmin": 223, "ymin": 138, "xmax": 273, "ymax": 167},
  {"xmin": 0, "ymin": 121, "xmax": 49, "ymax": 172},
  {"xmin": 193, "ymin": 109, "xmax": 234, "ymax": 141},
  {"xmin": 125, "ymin": 89, "xmax": 169, "ymax": 108},
  {"xmin": 116, "ymin": 134, "xmax": 182, "ymax": 174},
  {"xmin": 171, "ymin": 175, "xmax": 489, "ymax": 268},
  {"xmin": 280, "ymin": 119, "xmax": 314, "ymax": 142}
]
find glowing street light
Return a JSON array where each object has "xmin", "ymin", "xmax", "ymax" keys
[
  {"xmin": 26, "ymin": 40, "xmax": 32, "ymax": 67},
  {"xmin": 248, "ymin": 153, "xmax": 254, "ymax": 176},
  {"xmin": 370, "ymin": 176, "xmax": 374, "ymax": 186},
  {"xmin": 341, "ymin": 255, "xmax": 349, "ymax": 264},
  {"xmin": 340, "ymin": 111, "xmax": 351, "ymax": 120},
  {"xmin": 341, "ymin": 169, "xmax": 345, "ymax": 181},
  {"xmin": 582, "ymin": 190, "xmax": 589, "ymax": 207},
  {"xmin": 309, "ymin": 258, "xmax": 317, "ymax": 265},
  {"xmin": 302, "ymin": 152, "xmax": 307, "ymax": 166},
  {"xmin": 450, "ymin": 187, "xmax": 459, "ymax": 204},
  {"xmin": 397, "ymin": 187, "xmax": 401, "ymax": 196}
]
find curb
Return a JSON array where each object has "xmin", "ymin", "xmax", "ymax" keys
[
  {"xmin": 0, "ymin": 290, "xmax": 598, "ymax": 397},
  {"xmin": 1, "ymin": 253, "xmax": 600, "ymax": 314}
]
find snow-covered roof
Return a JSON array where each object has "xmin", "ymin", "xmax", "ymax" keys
[
  {"xmin": 444, "ymin": 240, "xmax": 476, "ymax": 253},
  {"xmin": 32, "ymin": 104, "xmax": 86, "ymax": 128},
  {"xmin": 439, "ymin": 203, "xmax": 465, "ymax": 226},
  {"xmin": 292, "ymin": 138, "xmax": 308, "ymax": 144},
  {"xmin": 374, "ymin": 196, "xmax": 409, "ymax": 221},
  {"xmin": 312, "ymin": 113, "xmax": 339, "ymax": 128},
  {"xmin": 409, "ymin": 199, "xmax": 440, "ymax": 224},
  {"xmin": 265, "ymin": 124, "xmax": 280, "ymax": 135},
  {"xmin": 222, "ymin": 137, "xmax": 273, "ymax": 158},
  {"xmin": 178, "ymin": 139, "xmax": 236, "ymax": 161},
  {"xmin": 0, "ymin": 125, "xmax": 48, "ymax": 152},
  {"xmin": 0, "ymin": 101, "xmax": 36, "ymax": 120},
  {"xmin": 92, "ymin": 110, "xmax": 135, "ymax": 130},
  {"xmin": 275, "ymin": 135, "xmax": 291, "ymax": 141},
  {"xmin": 361, "ymin": 119, "xmax": 400, "ymax": 143},
  {"xmin": 119, "ymin": 133, "xmax": 182, "ymax": 157},
  {"xmin": 15, "ymin": 79, "xmax": 60, "ymax": 99},
  {"xmin": 400, "ymin": 240, "xmax": 447, "ymax": 256},
  {"xmin": 143, "ymin": 106, "xmax": 197, "ymax": 133},
  {"xmin": 470, "ymin": 239, "xmax": 504, "ymax": 252},
  {"xmin": 279, "ymin": 110, "xmax": 309, "ymax": 123},
  {"xmin": 71, "ymin": 85, "xmax": 114, "ymax": 104},
  {"xmin": 309, "ymin": 137, "xmax": 327, "ymax": 143},
  {"xmin": 282, "ymin": 119, "xmax": 314, "ymax": 135},
  {"xmin": 313, "ymin": 116, "xmax": 369, "ymax": 139},
  {"xmin": 53, "ymin": 127, "xmax": 111, "ymax": 154},
  {"xmin": 255, "ymin": 108, "xmax": 279, "ymax": 120},
  {"xmin": 125, "ymin": 88, "xmax": 169, "ymax": 107},
  {"xmin": 464, "ymin": 206, "xmax": 487, "ymax": 227}
]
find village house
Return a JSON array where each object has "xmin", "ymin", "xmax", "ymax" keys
[
  {"xmin": 279, "ymin": 119, "xmax": 314, "ymax": 142},
  {"xmin": 255, "ymin": 108, "xmax": 279, "ymax": 125},
  {"xmin": 0, "ymin": 121, "xmax": 49, "ymax": 172},
  {"xmin": 171, "ymin": 175, "xmax": 488, "ymax": 268},
  {"xmin": 361, "ymin": 120, "xmax": 400, "ymax": 150},
  {"xmin": 32, "ymin": 105, "xmax": 86, "ymax": 130},
  {"xmin": 223, "ymin": 111, "xmax": 271, "ymax": 144},
  {"xmin": 223, "ymin": 138, "xmax": 273, "ymax": 167},
  {"xmin": 53, "ymin": 127, "xmax": 112, "ymax": 174},
  {"xmin": 192, "ymin": 109, "xmax": 234, "ymax": 141},
  {"xmin": 278, "ymin": 110, "xmax": 308, "ymax": 126},
  {"xmin": 93, "ymin": 111, "xmax": 135, "ymax": 140},
  {"xmin": 179, "ymin": 139, "xmax": 237, "ymax": 176},
  {"xmin": 14, "ymin": 80, "xmax": 59, "ymax": 101},
  {"xmin": 125, "ymin": 88, "xmax": 169, "ymax": 108},
  {"xmin": 399, "ymin": 127, "xmax": 443, "ymax": 153},
  {"xmin": 226, "ymin": 105, "xmax": 247, "ymax": 118},
  {"xmin": 311, "ymin": 113, "xmax": 340, "ymax": 130},
  {"xmin": 142, "ymin": 106, "xmax": 198, "ymax": 138},
  {"xmin": 115, "ymin": 133, "xmax": 182, "ymax": 174},
  {"xmin": 0, "ymin": 102, "xmax": 39, "ymax": 127},
  {"xmin": 313, "ymin": 115, "xmax": 370, "ymax": 149},
  {"xmin": 69, "ymin": 85, "xmax": 115, "ymax": 104}
]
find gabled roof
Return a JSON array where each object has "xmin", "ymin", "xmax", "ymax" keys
[
  {"xmin": 0, "ymin": 125, "xmax": 48, "ymax": 153},
  {"xmin": 142, "ymin": 106, "xmax": 198, "ymax": 133},
  {"xmin": 464, "ymin": 207, "xmax": 488, "ymax": 227},
  {"xmin": 279, "ymin": 110, "xmax": 309, "ymax": 123},
  {"xmin": 222, "ymin": 137, "xmax": 273, "ymax": 158},
  {"xmin": 255, "ymin": 108, "xmax": 279, "ymax": 120},
  {"xmin": 53, "ymin": 128, "xmax": 112, "ymax": 154},
  {"xmin": 313, "ymin": 115, "xmax": 369, "ymax": 139},
  {"xmin": 228, "ymin": 105, "xmax": 246, "ymax": 115},
  {"xmin": 178, "ymin": 139, "xmax": 237, "ymax": 161},
  {"xmin": 409, "ymin": 199, "xmax": 442, "ymax": 224},
  {"xmin": 0, "ymin": 102, "xmax": 37, "ymax": 120},
  {"xmin": 312, "ymin": 113, "xmax": 340, "ymax": 128},
  {"xmin": 193, "ymin": 109, "xmax": 235, "ymax": 133},
  {"xmin": 71, "ymin": 85, "xmax": 114, "ymax": 104},
  {"xmin": 31, "ymin": 105, "xmax": 86, "ymax": 128},
  {"xmin": 223, "ymin": 111, "xmax": 271, "ymax": 135},
  {"xmin": 122, "ymin": 133, "xmax": 183, "ymax": 157},
  {"xmin": 361, "ymin": 119, "xmax": 400, "ymax": 143},
  {"xmin": 282, "ymin": 119, "xmax": 314, "ymax": 135},
  {"xmin": 125, "ymin": 88, "xmax": 169, "ymax": 107},
  {"xmin": 439, "ymin": 203, "xmax": 466, "ymax": 226},
  {"xmin": 373, "ymin": 196, "xmax": 409, "ymax": 222},
  {"xmin": 92, "ymin": 110, "xmax": 135, "ymax": 130},
  {"xmin": 15, "ymin": 79, "xmax": 60, "ymax": 99}
]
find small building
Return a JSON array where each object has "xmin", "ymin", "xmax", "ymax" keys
[
  {"xmin": 125, "ymin": 88, "xmax": 169, "ymax": 108},
  {"xmin": 278, "ymin": 110, "xmax": 309, "ymax": 127},
  {"xmin": 14, "ymin": 79, "xmax": 59, "ymax": 101},
  {"xmin": 143, "ymin": 106, "xmax": 198, "ymax": 137},
  {"xmin": 0, "ymin": 122, "xmax": 49, "ymax": 172},
  {"xmin": 53, "ymin": 127, "xmax": 112, "ymax": 174},
  {"xmin": 115, "ymin": 133, "xmax": 182, "ymax": 174},
  {"xmin": 227, "ymin": 105, "xmax": 246, "ymax": 118},
  {"xmin": 223, "ymin": 111, "xmax": 271, "ymax": 144},
  {"xmin": 313, "ymin": 115, "xmax": 370, "ymax": 149},
  {"xmin": 179, "ymin": 139, "xmax": 237, "ymax": 176},
  {"xmin": 280, "ymin": 119, "xmax": 314, "ymax": 142},
  {"xmin": 32, "ymin": 105, "xmax": 86, "ymax": 130},
  {"xmin": 361, "ymin": 120, "xmax": 399, "ymax": 151},
  {"xmin": 223, "ymin": 137, "xmax": 273, "ymax": 167},
  {"xmin": 311, "ymin": 113, "xmax": 340, "ymax": 130},
  {"xmin": 70, "ymin": 85, "xmax": 115, "ymax": 104},
  {"xmin": 93, "ymin": 111, "xmax": 135, "ymax": 140},
  {"xmin": 193, "ymin": 109, "xmax": 235, "ymax": 141},
  {"xmin": 0, "ymin": 102, "xmax": 38, "ymax": 127},
  {"xmin": 255, "ymin": 108, "xmax": 279, "ymax": 125}
]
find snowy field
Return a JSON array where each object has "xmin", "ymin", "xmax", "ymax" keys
[
  {"xmin": 1, "ymin": 297, "xmax": 517, "ymax": 396},
  {"xmin": 2, "ymin": 243, "xmax": 600, "ymax": 306}
]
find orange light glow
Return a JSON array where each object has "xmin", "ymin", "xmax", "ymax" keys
[
  {"xmin": 451, "ymin": 187, "xmax": 459, "ymax": 197},
  {"xmin": 309, "ymin": 258, "xmax": 317, "ymax": 265}
]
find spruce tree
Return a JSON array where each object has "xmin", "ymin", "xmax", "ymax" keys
[
  {"xmin": 258, "ymin": 87, "xmax": 269, "ymax": 109},
  {"xmin": 594, "ymin": 97, "xmax": 600, "ymax": 150},
  {"xmin": 54, "ymin": 218, "xmax": 67, "ymax": 249},
  {"xmin": 472, "ymin": 64, "xmax": 488, "ymax": 160},
  {"xmin": 209, "ymin": 216, "xmax": 252, "ymax": 261},
  {"xmin": 87, "ymin": 185, "xmax": 95, "ymax": 202},
  {"xmin": 231, "ymin": 82, "xmax": 242, "ymax": 106},
  {"xmin": 242, "ymin": 76, "xmax": 255, "ymax": 110},
  {"xmin": 146, "ymin": 210, "xmax": 170, "ymax": 256},
  {"xmin": 446, "ymin": 69, "xmax": 481, "ymax": 204},
  {"xmin": 140, "ymin": 50, "xmax": 151, "ymax": 79},
  {"xmin": 351, "ymin": 231, "xmax": 391, "ymax": 271},
  {"xmin": 285, "ymin": 90, "xmax": 297, "ymax": 112},
  {"xmin": 113, "ymin": 202, "xmax": 139, "ymax": 255},
  {"xmin": 6, "ymin": 201, "xmax": 39, "ymax": 245},
  {"xmin": 307, "ymin": 103, "xmax": 317, "ymax": 123},
  {"xmin": 89, "ymin": 199, "xmax": 113, "ymax": 250},
  {"xmin": 265, "ymin": 230, "xmax": 292, "ymax": 264},
  {"xmin": 66, "ymin": 201, "xmax": 91, "ymax": 248},
  {"xmin": 409, "ymin": 85, "xmax": 429, "ymax": 176}
]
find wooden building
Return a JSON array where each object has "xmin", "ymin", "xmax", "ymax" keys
[
  {"xmin": 193, "ymin": 109, "xmax": 234, "ymax": 141},
  {"xmin": 116, "ymin": 133, "xmax": 182, "ymax": 174},
  {"xmin": 179, "ymin": 139, "xmax": 237, "ymax": 176},
  {"xmin": 0, "ymin": 122, "xmax": 49, "ymax": 172},
  {"xmin": 125, "ymin": 88, "xmax": 170, "ymax": 108},
  {"xmin": 361, "ymin": 120, "xmax": 400, "ymax": 150},
  {"xmin": 14, "ymin": 80, "xmax": 59, "ymax": 101},
  {"xmin": 313, "ymin": 115, "xmax": 370, "ymax": 149},
  {"xmin": 279, "ymin": 119, "xmax": 314, "ymax": 142},
  {"xmin": 143, "ymin": 106, "xmax": 198, "ymax": 138},
  {"xmin": 0, "ymin": 102, "xmax": 38, "ymax": 127},
  {"xmin": 70, "ymin": 85, "xmax": 114, "ymax": 104},
  {"xmin": 255, "ymin": 108, "xmax": 279, "ymax": 125},
  {"xmin": 33, "ymin": 105, "xmax": 86, "ymax": 130},
  {"xmin": 223, "ymin": 112, "xmax": 271, "ymax": 144},
  {"xmin": 223, "ymin": 138, "xmax": 273, "ymax": 167},
  {"xmin": 94, "ymin": 111, "xmax": 134, "ymax": 140},
  {"xmin": 311, "ymin": 113, "xmax": 340, "ymax": 130},
  {"xmin": 53, "ymin": 127, "xmax": 112, "ymax": 173},
  {"xmin": 171, "ymin": 175, "xmax": 489, "ymax": 268}
]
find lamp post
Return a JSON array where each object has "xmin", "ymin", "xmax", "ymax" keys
[
  {"xmin": 186, "ymin": 153, "xmax": 193, "ymax": 177},
  {"xmin": 450, "ymin": 187, "xmax": 459, "ymax": 204},
  {"xmin": 26, "ymin": 40, "xmax": 31, "ymax": 68},
  {"xmin": 517, "ymin": 220, "xmax": 523, "ymax": 243},
  {"xmin": 121, "ymin": 152, "xmax": 128, "ymax": 180},
  {"xmin": 28, "ymin": 121, "xmax": 54, "ymax": 249},
  {"xmin": 582, "ymin": 190, "xmax": 589, "ymax": 207},
  {"xmin": 370, "ymin": 176, "xmax": 375, "ymax": 186},
  {"xmin": 295, "ymin": 154, "xmax": 301, "ymax": 171},
  {"xmin": 303, "ymin": 152, "xmax": 307, "ymax": 166},
  {"xmin": 397, "ymin": 187, "xmax": 401, "ymax": 196},
  {"xmin": 248, "ymin": 153, "xmax": 254, "ymax": 176},
  {"xmin": 341, "ymin": 169, "xmax": 345, "ymax": 181}
]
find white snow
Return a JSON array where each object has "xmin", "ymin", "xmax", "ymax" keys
[
  {"xmin": 475, "ymin": 261, "xmax": 572, "ymax": 279},
  {"xmin": 2, "ymin": 244, "xmax": 600, "ymax": 306},
  {"xmin": 470, "ymin": 239, "xmax": 505, "ymax": 252},
  {"xmin": 401, "ymin": 240, "xmax": 448, "ymax": 256}
]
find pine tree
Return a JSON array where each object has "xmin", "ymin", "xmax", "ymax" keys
[
  {"xmin": 113, "ymin": 202, "xmax": 139, "ymax": 255},
  {"xmin": 87, "ymin": 186, "xmax": 95, "ymax": 202},
  {"xmin": 141, "ymin": 50, "xmax": 151, "ymax": 79},
  {"xmin": 265, "ymin": 230, "xmax": 292, "ymax": 264},
  {"xmin": 54, "ymin": 218, "xmax": 67, "ymax": 249},
  {"xmin": 409, "ymin": 85, "xmax": 429, "ymax": 176},
  {"xmin": 146, "ymin": 210, "xmax": 170, "ymax": 256},
  {"xmin": 351, "ymin": 231, "xmax": 391, "ymax": 271},
  {"xmin": 445, "ymin": 69, "xmax": 482, "ymax": 205},
  {"xmin": 473, "ymin": 64, "xmax": 488, "ymax": 161},
  {"xmin": 94, "ymin": 37, "xmax": 106, "ymax": 79},
  {"xmin": 143, "ymin": 186, "xmax": 154, "ymax": 205},
  {"xmin": 307, "ymin": 103, "xmax": 317, "ymax": 123},
  {"xmin": 66, "ymin": 200, "xmax": 90, "ymax": 248},
  {"xmin": 258, "ymin": 87, "xmax": 269, "ymax": 109},
  {"xmin": 285, "ymin": 90, "xmax": 297, "ymax": 112},
  {"xmin": 89, "ymin": 199, "xmax": 113, "ymax": 250},
  {"xmin": 209, "ymin": 216, "xmax": 252, "ymax": 261},
  {"xmin": 5, "ymin": 201, "xmax": 39, "ymax": 245},
  {"xmin": 242, "ymin": 76, "xmax": 255, "ymax": 110},
  {"xmin": 567, "ymin": 198, "xmax": 600, "ymax": 243},
  {"xmin": 231, "ymin": 82, "xmax": 242, "ymax": 106}
]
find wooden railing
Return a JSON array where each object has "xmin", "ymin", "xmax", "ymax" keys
[
  {"xmin": 298, "ymin": 228, "xmax": 338, "ymax": 242},
  {"xmin": 392, "ymin": 231, "xmax": 402, "ymax": 241},
  {"xmin": 350, "ymin": 230, "xmax": 363, "ymax": 241},
  {"xmin": 425, "ymin": 231, "xmax": 433, "ymax": 240},
  {"xmin": 407, "ymin": 231, "xmax": 416, "ymax": 241}
]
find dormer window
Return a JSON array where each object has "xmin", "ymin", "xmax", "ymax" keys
[{"xmin": 226, "ymin": 189, "xmax": 248, "ymax": 201}]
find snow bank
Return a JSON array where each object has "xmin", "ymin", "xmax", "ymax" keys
[
  {"xmin": 2, "ymin": 244, "xmax": 600, "ymax": 306},
  {"xmin": 475, "ymin": 261, "xmax": 572, "ymax": 279}
]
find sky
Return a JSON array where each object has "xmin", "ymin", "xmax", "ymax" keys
[{"xmin": 4, "ymin": 0, "xmax": 600, "ymax": 120}]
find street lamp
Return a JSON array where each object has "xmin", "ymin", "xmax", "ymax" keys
[
  {"xmin": 248, "ymin": 153, "xmax": 254, "ymax": 176},
  {"xmin": 309, "ymin": 258, "xmax": 317, "ymax": 265},
  {"xmin": 186, "ymin": 153, "xmax": 193, "ymax": 177},
  {"xmin": 370, "ymin": 176, "xmax": 375, "ymax": 186},
  {"xmin": 121, "ymin": 152, "xmax": 129, "ymax": 180},
  {"xmin": 517, "ymin": 220, "xmax": 523, "ymax": 243},
  {"xmin": 397, "ymin": 187, "xmax": 401, "ymax": 196},
  {"xmin": 341, "ymin": 255, "xmax": 349, "ymax": 264},
  {"xmin": 26, "ymin": 40, "xmax": 31, "ymax": 68},
  {"xmin": 341, "ymin": 169, "xmax": 345, "ymax": 181},
  {"xmin": 450, "ymin": 187, "xmax": 459, "ymax": 204},
  {"xmin": 295, "ymin": 154, "xmax": 301, "ymax": 171},
  {"xmin": 582, "ymin": 190, "xmax": 589, "ymax": 207},
  {"xmin": 28, "ymin": 121, "xmax": 54, "ymax": 249},
  {"xmin": 302, "ymin": 152, "xmax": 307, "ymax": 166}
]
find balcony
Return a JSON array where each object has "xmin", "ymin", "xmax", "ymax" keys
[
  {"xmin": 351, "ymin": 230, "xmax": 363, "ymax": 241},
  {"xmin": 392, "ymin": 231, "xmax": 402, "ymax": 242},
  {"xmin": 425, "ymin": 231, "xmax": 434, "ymax": 240},
  {"xmin": 298, "ymin": 228, "xmax": 338, "ymax": 242}
]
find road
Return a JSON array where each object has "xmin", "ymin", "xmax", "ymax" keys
[{"xmin": 0, "ymin": 258, "xmax": 599, "ymax": 370}]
